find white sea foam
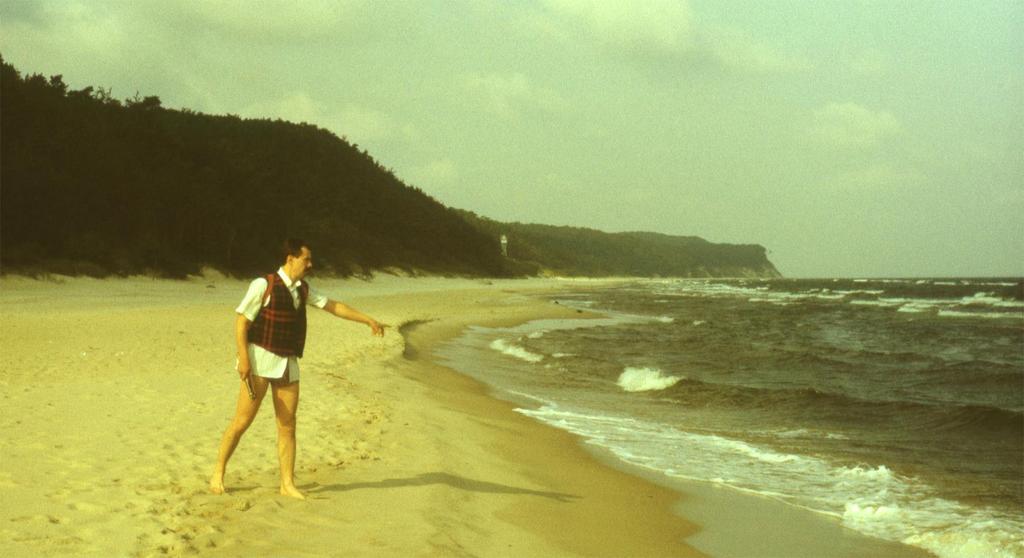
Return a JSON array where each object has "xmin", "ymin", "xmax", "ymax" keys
[
  {"xmin": 960, "ymin": 292, "xmax": 1024, "ymax": 308},
  {"xmin": 527, "ymin": 330, "xmax": 547, "ymax": 339},
  {"xmin": 852, "ymin": 297, "xmax": 954, "ymax": 311},
  {"xmin": 850, "ymin": 299, "xmax": 902, "ymax": 307},
  {"xmin": 655, "ymin": 316, "xmax": 675, "ymax": 323},
  {"xmin": 710, "ymin": 435, "xmax": 801, "ymax": 463},
  {"xmin": 654, "ymin": 280, "xmax": 894, "ymax": 307},
  {"xmin": 552, "ymin": 352, "xmax": 574, "ymax": 358},
  {"xmin": 898, "ymin": 303, "xmax": 935, "ymax": 313},
  {"xmin": 655, "ymin": 281, "xmax": 768, "ymax": 299},
  {"xmin": 692, "ymin": 320, "xmax": 706, "ymax": 326},
  {"xmin": 881, "ymin": 297, "xmax": 951, "ymax": 306},
  {"xmin": 774, "ymin": 428, "xmax": 810, "ymax": 438},
  {"xmin": 838, "ymin": 465, "xmax": 896, "ymax": 483},
  {"xmin": 815, "ymin": 293, "xmax": 846, "ymax": 300},
  {"xmin": 488, "ymin": 339, "xmax": 544, "ymax": 363},
  {"xmin": 616, "ymin": 367, "xmax": 682, "ymax": 392},
  {"xmin": 773, "ymin": 428, "xmax": 849, "ymax": 441},
  {"xmin": 748, "ymin": 297, "xmax": 789, "ymax": 304},
  {"xmin": 938, "ymin": 310, "xmax": 1023, "ymax": 320},
  {"xmin": 905, "ymin": 527, "xmax": 1024, "ymax": 558},
  {"xmin": 503, "ymin": 389, "xmax": 558, "ymax": 407}
]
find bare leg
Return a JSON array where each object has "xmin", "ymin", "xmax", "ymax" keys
[
  {"xmin": 271, "ymin": 378, "xmax": 304, "ymax": 499},
  {"xmin": 210, "ymin": 375, "xmax": 270, "ymax": 494}
]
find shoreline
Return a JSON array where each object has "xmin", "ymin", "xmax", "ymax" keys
[
  {"xmin": 0, "ymin": 275, "xmax": 932, "ymax": 556},
  {"xmin": 429, "ymin": 299, "xmax": 935, "ymax": 558},
  {"xmin": 197, "ymin": 277, "xmax": 703, "ymax": 556}
]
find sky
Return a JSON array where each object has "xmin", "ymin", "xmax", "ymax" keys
[{"xmin": 2, "ymin": 0, "xmax": 1021, "ymax": 277}]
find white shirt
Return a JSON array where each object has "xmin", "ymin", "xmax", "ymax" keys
[{"xmin": 235, "ymin": 268, "xmax": 330, "ymax": 381}]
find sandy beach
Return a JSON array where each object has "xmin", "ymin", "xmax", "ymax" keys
[{"xmin": 0, "ymin": 274, "xmax": 933, "ymax": 557}]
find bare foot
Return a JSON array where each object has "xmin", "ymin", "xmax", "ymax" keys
[
  {"xmin": 280, "ymin": 484, "xmax": 305, "ymax": 500},
  {"xmin": 209, "ymin": 475, "xmax": 226, "ymax": 495}
]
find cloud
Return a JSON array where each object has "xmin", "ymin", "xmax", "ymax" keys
[
  {"xmin": 461, "ymin": 72, "xmax": 569, "ymax": 119},
  {"xmin": 241, "ymin": 94, "xmax": 401, "ymax": 147},
  {"xmin": 402, "ymin": 159, "xmax": 461, "ymax": 202},
  {"xmin": 702, "ymin": 26, "xmax": 811, "ymax": 74},
  {"xmin": 243, "ymin": 92, "xmax": 321, "ymax": 124},
  {"xmin": 149, "ymin": 0, "xmax": 366, "ymax": 43},
  {"xmin": 407, "ymin": 159, "xmax": 458, "ymax": 186},
  {"xmin": 846, "ymin": 48, "xmax": 891, "ymax": 77},
  {"xmin": 807, "ymin": 102, "xmax": 902, "ymax": 149},
  {"xmin": 830, "ymin": 163, "xmax": 926, "ymax": 192},
  {"xmin": 2, "ymin": 1, "xmax": 364, "ymax": 44},
  {"xmin": 535, "ymin": 0, "xmax": 806, "ymax": 75},
  {"xmin": 540, "ymin": 0, "xmax": 695, "ymax": 55},
  {"xmin": 333, "ymin": 103, "xmax": 399, "ymax": 143},
  {"xmin": 0, "ymin": 1, "xmax": 55, "ymax": 27}
]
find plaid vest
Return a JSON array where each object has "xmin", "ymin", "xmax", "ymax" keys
[{"xmin": 248, "ymin": 273, "xmax": 309, "ymax": 357}]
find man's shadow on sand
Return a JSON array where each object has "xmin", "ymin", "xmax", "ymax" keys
[{"xmin": 305, "ymin": 472, "xmax": 579, "ymax": 503}]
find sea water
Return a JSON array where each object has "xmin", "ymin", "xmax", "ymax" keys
[{"xmin": 435, "ymin": 278, "xmax": 1024, "ymax": 558}]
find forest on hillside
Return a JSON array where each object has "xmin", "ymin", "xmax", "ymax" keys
[
  {"xmin": 0, "ymin": 57, "xmax": 510, "ymax": 278},
  {"xmin": 1, "ymin": 57, "xmax": 778, "ymax": 279}
]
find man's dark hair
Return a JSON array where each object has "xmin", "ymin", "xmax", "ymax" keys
[{"xmin": 282, "ymin": 238, "xmax": 308, "ymax": 261}]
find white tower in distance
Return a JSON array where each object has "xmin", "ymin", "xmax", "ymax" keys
[{"xmin": 500, "ymin": 234, "xmax": 508, "ymax": 257}]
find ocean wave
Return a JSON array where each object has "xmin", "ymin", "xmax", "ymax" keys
[
  {"xmin": 772, "ymin": 428, "xmax": 850, "ymax": 441},
  {"xmin": 939, "ymin": 310, "xmax": 1024, "ymax": 320},
  {"xmin": 838, "ymin": 464, "xmax": 896, "ymax": 483},
  {"xmin": 747, "ymin": 297, "xmax": 794, "ymax": 305},
  {"xmin": 904, "ymin": 523, "xmax": 1024, "ymax": 558},
  {"xmin": 651, "ymin": 278, "xmax": 1023, "ymax": 310},
  {"xmin": 918, "ymin": 403, "xmax": 1024, "ymax": 436},
  {"xmin": 850, "ymin": 299, "xmax": 903, "ymax": 307},
  {"xmin": 488, "ymin": 339, "xmax": 544, "ymax": 363},
  {"xmin": 660, "ymin": 378, "xmax": 1023, "ymax": 439},
  {"xmin": 708, "ymin": 434, "xmax": 802, "ymax": 463},
  {"xmin": 960, "ymin": 292, "xmax": 1024, "ymax": 308},
  {"xmin": 516, "ymin": 405, "xmax": 1024, "ymax": 558},
  {"xmin": 897, "ymin": 302, "xmax": 936, "ymax": 313},
  {"xmin": 846, "ymin": 294, "xmax": 1024, "ymax": 318},
  {"xmin": 617, "ymin": 367, "xmax": 683, "ymax": 392}
]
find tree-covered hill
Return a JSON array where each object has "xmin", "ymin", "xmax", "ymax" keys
[
  {"xmin": 1, "ymin": 57, "xmax": 779, "ymax": 279},
  {"xmin": 457, "ymin": 211, "xmax": 780, "ymax": 277},
  {"xmin": 1, "ymin": 57, "xmax": 508, "ymax": 277}
]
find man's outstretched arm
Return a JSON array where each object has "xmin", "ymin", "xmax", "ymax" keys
[{"xmin": 324, "ymin": 300, "xmax": 386, "ymax": 336}]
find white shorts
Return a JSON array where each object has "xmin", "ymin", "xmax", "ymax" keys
[{"xmin": 237, "ymin": 343, "xmax": 300, "ymax": 383}]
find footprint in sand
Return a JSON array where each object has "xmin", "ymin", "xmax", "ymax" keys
[
  {"xmin": 10, "ymin": 514, "xmax": 63, "ymax": 524},
  {"xmin": 67, "ymin": 501, "xmax": 105, "ymax": 513}
]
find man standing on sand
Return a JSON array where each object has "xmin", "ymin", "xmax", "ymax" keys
[{"xmin": 210, "ymin": 238, "xmax": 385, "ymax": 499}]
